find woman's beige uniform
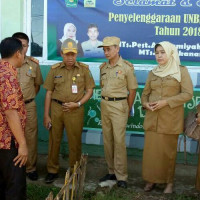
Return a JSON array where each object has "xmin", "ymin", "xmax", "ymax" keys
[
  {"xmin": 196, "ymin": 106, "xmax": 200, "ymax": 190},
  {"xmin": 142, "ymin": 66, "xmax": 193, "ymax": 183},
  {"xmin": 196, "ymin": 147, "xmax": 200, "ymax": 190}
]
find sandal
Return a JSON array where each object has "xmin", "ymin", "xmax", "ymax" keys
[{"xmin": 144, "ymin": 183, "xmax": 156, "ymax": 192}]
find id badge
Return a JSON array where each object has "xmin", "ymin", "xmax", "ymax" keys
[{"xmin": 72, "ymin": 84, "xmax": 78, "ymax": 93}]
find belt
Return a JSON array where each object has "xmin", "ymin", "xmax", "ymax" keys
[
  {"xmin": 24, "ymin": 98, "xmax": 34, "ymax": 104},
  {"xmin": 102, "ymin": 96, "xmax": 127, "ymax": 101},
  {"xmin": 53, "ymin": 99, "xmax": 63, "ymax": 105}
]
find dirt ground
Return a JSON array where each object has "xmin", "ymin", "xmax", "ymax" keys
[{"xmin": 28, "ymin": 154, "xmax": 200, "ymax": 199}]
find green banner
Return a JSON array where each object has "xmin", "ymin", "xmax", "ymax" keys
[{"xmin": 84, "ymin": 86, "xmax": 200, "ymax": 133}]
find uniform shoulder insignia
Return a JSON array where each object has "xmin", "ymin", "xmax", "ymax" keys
[
  {"xmin": 30, "ymin": 57, "xmax": 39, "ymax": 64},
  {"xmin": 51, "ymin": 63, "xmax": 60, "ymax": 69},
  {"xmin": 78, "ymin": 62, "xmax": 89, "ymax": 69},
  {"xmin": 100, "ymin": 62, "xmax": 106, "ymax": 69},
  {"xmin": 124, "ymin": 60, "xmax": 134, "ymax": 69}
]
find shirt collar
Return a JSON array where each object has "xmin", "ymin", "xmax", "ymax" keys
[
  {"xmin": 107, "ymin": 56, "xmax": 123, "ymax": 68},
  {"xmin": 60, "ymin": 61, "xmax": 80, "ymax": 69},
  {"xmin": 23, "ymin": 56, "xmax": 29, "ymax": 64},
  {"xmin": 74, "ymin": 61, "xmax": 81, "ymax": 69}
]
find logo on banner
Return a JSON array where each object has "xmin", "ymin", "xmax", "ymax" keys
[
  {"xmin": 65, "ymin": 0, "xmax": 78, "ymax": 7},
  {"xmin": 84, "ymin": 0, "xmax": 96, "ymax": 7}
]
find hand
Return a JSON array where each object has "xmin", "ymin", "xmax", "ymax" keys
[
  {"xmin": 62, "ymin": 102, "xmax": 79, "ymax": 112},
  {"xmin": 13, "ymin": 143, "xmax": 28, "ymax": 167},
  {"xmin": 144, "ymin": 102, "xmax": 154, "ymax": 111},
  {"xmin": 150, "ymin": 100, "xmax": 168, "ymax": 111},
  {"xmin": 43, "ymin": 115, "xmax": 51, "ymax": 129}
]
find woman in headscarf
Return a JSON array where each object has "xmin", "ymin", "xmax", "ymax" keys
[
  {"xmin": 57, "ymin": 23, "xmax": 84, "ymax": 57},
  {"xmin": 141, "ymin": 41, "xmax": 193, "ymax": 193}
]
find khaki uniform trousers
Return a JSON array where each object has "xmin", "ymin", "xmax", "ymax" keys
[
  {"xmin": 47, "ymin": 101, "xmax": 84, "ymax": 173},
  {"xmin": 25, "ymin": 100, "xmax": 38, "ymax": 173},
  {"xmin": 101, "ymin": 99, "xmax": 129, "ymax": 181}
]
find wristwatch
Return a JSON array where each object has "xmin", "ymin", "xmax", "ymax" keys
[{"xmin": 77, "ymin": 101, "xmax": 81, "ymax": 107}]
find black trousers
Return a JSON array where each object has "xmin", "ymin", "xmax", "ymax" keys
[{"xmin": 0, "ymin": 139, "xmax": 26, "ymax": 200}]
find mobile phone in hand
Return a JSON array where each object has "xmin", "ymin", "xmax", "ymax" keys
[{"xmin": 47, "ymin": 122, "xmax": 52, "ymax": 130}]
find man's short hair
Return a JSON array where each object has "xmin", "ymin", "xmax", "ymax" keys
[
  {"xmin": 12, "ymin": 32, "xmax": 29, "ymax": 43},
  {"xmin": 0, "ymin": 37, "xmax": 23, "ymax": 58},
  {"xmin": 88, "ymin": 24, "xmax": 98, "ymax": 31}
]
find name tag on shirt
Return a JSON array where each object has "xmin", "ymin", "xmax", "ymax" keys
[{"xmin": 72, "ymin": 84, "xmax": 78, "ymax": 93}]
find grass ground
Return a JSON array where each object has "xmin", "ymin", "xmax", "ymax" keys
[
  {"xmin": 27, "ymin": 183, "xmax": 200, "ymax": 200},
  {"xmin": 27, "ymin": 184, "xmax": 59, "ymax": 200},
  {"xmin": 27, "ymin": 153, "xmax": 200, "ymax": 200}
]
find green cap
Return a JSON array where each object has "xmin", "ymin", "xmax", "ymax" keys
[
  {"xmin": 98, "ymin": 36, "xmax": 120, "ymax": 48},
  {"xmin": 61, "ymin": 38, "xmax": 77, "ymax": 54}
]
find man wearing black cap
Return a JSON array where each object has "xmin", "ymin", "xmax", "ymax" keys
[{"xmin": 43, "ymin": 38, "xmax": 95, "ymax": 183}]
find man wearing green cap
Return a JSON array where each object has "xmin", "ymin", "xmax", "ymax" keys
[
  {"xmin": 98, "ymin": 36, "xmax": 138, "ymax": 188},
  {"xmin": 43, "ymin": 38, "xmax": 95, "ymax": 183}
]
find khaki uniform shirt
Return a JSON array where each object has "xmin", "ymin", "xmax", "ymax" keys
[
  {"xmin": 17, "ymin": 56, "xmax": 43, "ymax": 101},
  {"xmin": 43, "ymin": 61, "xmax": 95, "ymax": 102},
  {"xmin": 142, "ymin": 66, "xmax": 193, "ymax": 134},
  {"xmin": 81, "ymin": 40, "xmax": 104, "ymax": 57},
  {"xmin": 100, "ymin": 57, "xmax": 138, "ymax": 97}
]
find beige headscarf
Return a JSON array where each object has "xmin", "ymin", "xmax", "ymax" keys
[
  {"xmin": 59, "ymin": 23, "xmax": 78, "ymax": 43},
  {"xmin": 152, "ymin": 41, "xmax": 181, "ymax": 82}
]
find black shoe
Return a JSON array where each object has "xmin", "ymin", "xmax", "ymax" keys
[
  {"xmin": 26, "ymin": 171, "xmax": 38, "ymax": 181},
  {"xmin": 117, "ymin": 181, "xmax": 127, "ymax": 188},
  {"xmin": 99, "ymin": 174, "xmax": 117, "ymax": 182},
  {"xmin": 45, "ymin": 173, "xmax": 58, "ymax": 184}
]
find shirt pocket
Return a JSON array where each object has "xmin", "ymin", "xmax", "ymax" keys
[
  {"xmin": 114, "ymin": 73, "xmax": 126, "ymax": 87},
  {"xmin": 21, "ymin": 71, "xmax": 36, "ymax": 83},
  {"xmin": 117, "ymin": 74, "xmax": 125, "ymax": 80},
  {"xmin": 54, "ymin": 77, "xmax": 64, "ymax": 84},
  {"xmin": 76, "ymin": 75, "xmax": 85, "ymax": 88},
  {"xmin": 53, "ymin": 77, "xmax": 64, "ymax": 92},
  {"xmin": 150, "ymin": 76, "xmax": 160, "ymax": 89},
  {"xmin": 143, "ymin": 110, "xmax": 157, "ymax": 131},
  {"xmin": 101, "ymin": 74, "xmax": 107, "ymax": 87},
  {"xmin": 163, "ymin": 76, "xmax": 179, "ymax": 87},
  {"xmin": 26, "ymin": 71, "xmax": 36, "ymax": 78},
  {"xmin": 20, "ymin": 71, "xmax": 36, "ymax": 91}
]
